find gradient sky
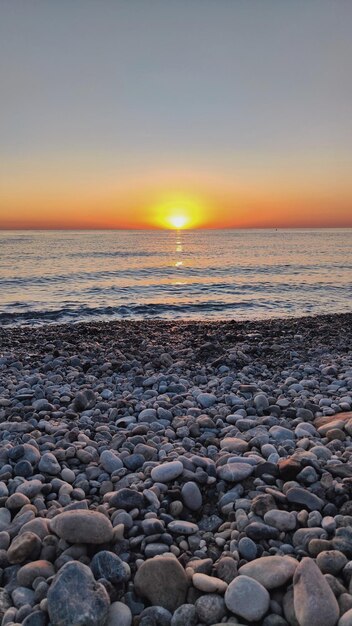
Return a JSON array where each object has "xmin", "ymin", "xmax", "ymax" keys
[{"xmin": 0, "ymin": 0, "xmax": 351, "ymax": 229}]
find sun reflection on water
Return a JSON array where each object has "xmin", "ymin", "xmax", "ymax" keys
[{"xmin": 172, "ymin": 230, "xmax": 187, "ymax": 279}]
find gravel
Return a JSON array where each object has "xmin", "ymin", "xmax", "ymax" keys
[{"xmin": 0, "ymin": 312, "xmax": 352, "ymax": 625}]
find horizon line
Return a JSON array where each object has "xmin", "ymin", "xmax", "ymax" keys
[{"xmin": 1, "ymin": 225, "xmax": 352, "ymax": 232}]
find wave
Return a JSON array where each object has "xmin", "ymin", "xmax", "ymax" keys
[
  {"xmin": 2, "ymin": 261, "xmax": 352, "ymax": 288},
  {"xmin": 83, "ymin": 280, "xmax": 351, "ymax": 296},
  {"xmin": 69, "ymin": 250, "xmax": 169, "ymax": 259},
  {"xmin": 1, "ymin": 230, "xmax": 351, "ymax": 326},
  {"xmin": 0, "ymin": 299, "xmax": 290, "ymax": 326}
]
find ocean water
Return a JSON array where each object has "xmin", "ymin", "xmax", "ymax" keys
[{"xmin": 0, "ymin": 229, "xmax": 351, "ymax": 326}]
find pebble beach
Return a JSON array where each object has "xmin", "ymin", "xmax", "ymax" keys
[{"xmin": 1, "ymin": 312, "xmax": 352, "ymax": 626}]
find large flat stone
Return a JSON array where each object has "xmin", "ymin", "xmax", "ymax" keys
[
  {"xmin": 134, "ymin": 554, "xmax": 188, "ymax": 612},
  {"xmin": 293, "ymin": 557, "xmax": 339, "ymax": 626},
  {"xmin": 239, "ymin": 556, "xmax": 297, "ymax": 589},
  {"xmin": 49, "ymin": 510, "xmax": 113, "ymax": 544}
]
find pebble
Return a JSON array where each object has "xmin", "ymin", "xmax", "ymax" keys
[
  {"xmin": 339, "ymin": 609, "xmax": 352, "ymax": 626},
  {"xmin": 286, "ymin": 487, "xmax": 324, "ymax": 511},
  {"xmin": 254, "ymin": 393, "xmax": 269, "ymax": 411},
  {"xmin": 22, "ymin": 610, "xmax": 47, "ymax": 626},
  {"xmin": 220, "ymin": 437, "xmax": 248, "ymax": 452},
  {"xmin": 1, "ymin": 315, "xmax": 352, "ymax": 625},
  {"xmin": 217, "ymin": 462, "xmax": 253, "ymax": 482},
  {"xmin": 316, "ymin": 550, "xmax": 348, "ymax": 575},
  {"xmin": 197, "ymin": 393, "xmax": 217, "ymax": 408},
  {"xmin": 239, "ymin": 556, "xmax": 297, "ymax": 589},
  {"xmin": 168, "ymin": 520, "xmax": 199, "ymax": 535},
  {"xmin": 225, "ymin": 575, "xmax": 270, "ymax": 622},
  {"xmin": 151, "ymin": 461, "xmax": 184, "ymax": 483},
  {"xmin": 47, "ymin": 561, "xmax": 110, "ymax": 626},
  {"xmin": 17, "ymin": 561, "xmax": 55, "ymax": 587},
  {"xmin": 110, "ymin": 488, "xmax": 144, "ymax": 510},
  {"xmin": 181, "ymin": 481, "xmax": 202, "ymax": 511},
  {"xmin": 49, "ymin": 510, "xmax": 113, "ymax": 544},
  {"xmin": 90, "ymin": 550, "xmax": 129, "ymax": 584},
  {"xmin": 214, "ymin": 557, "xmax": 238, "ymax": 583},
  {"xmin": 134, "ymin": 555, "xmax": 188, "ymax": 612},
  {"xmin": 192, "ymin": 573, "xmax": 228, "ymax": 594},
  {"xmin": 195, "ymin": 594, "xmax": 226, "ymax": 625},
  {"xmin": 238, "ymin": 536, "xmax": 257, "ymax": 560},
  {"xmin": 12, "ymin": 586, "xmax": 35, "ymax": 608},
  {"xmin": 139, "ymin": 606, "xmax": 172, "ymax": 625},
  {"xmin": 106, "ymin": 601, "xmax": 132, "ymax": 626},
  {"xmin": 245, "ymin": 522, "xmax": 279, "ymax": 541},
  {"xmin": 100, "ymin": 450, "xmax": 123, "ymax": 473},
  {"xmin": 7, "ymin": 532, "xmax": 41, "ymax": 564},
  {"xmin": 263, "ymin": 509, "xmax": 296, "ymax": 531},
  {"xmin": 293, "ymin": 557, "xmax": 339, "ymax": 626},
  {"xmin": 38, "ymin": 453, "xmax": 61, "ymax": 475},
  {"xmin": 171, "ymin": 604, "xmax": 197, "ymax": 626},
  {"xmin": 0, "ymin": 589, "xmax": 11, "ymax": 617}
]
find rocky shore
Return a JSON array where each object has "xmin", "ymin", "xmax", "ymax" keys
[{"xmin": 0, "ymin": 313, "xmax": 352, "ymax": 626}]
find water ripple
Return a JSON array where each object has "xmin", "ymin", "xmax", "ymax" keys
[{"xmin": 1, "ymin": 229, "xmax": 351, "ymax": 325}]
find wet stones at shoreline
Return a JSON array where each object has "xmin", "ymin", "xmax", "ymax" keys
[{"xmin": 0, "ymin": 313, "xmax": 352, "ymax": 624}]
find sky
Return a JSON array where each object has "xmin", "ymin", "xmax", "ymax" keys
[{"xmin": 0, "ymin": 0, "xmax": 351, "ymax": 229}]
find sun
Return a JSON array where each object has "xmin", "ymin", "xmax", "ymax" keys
[
  {"xmin": 167, "ymin": 213, "xmax": 189, "ymax": 229},
  {"xmin": 152, "ymin": 194, "xmax": 203, "ymax": 229}
]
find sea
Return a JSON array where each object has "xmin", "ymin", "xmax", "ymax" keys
[{"xmin": 0, "ymin": 229, "xmax": 351, "ymax": 326}]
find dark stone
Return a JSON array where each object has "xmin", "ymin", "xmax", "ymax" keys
[
  {"xmin": 245, "ymin": 523, "xmax": 279, "ymax": 541},
  {"xmin": 214, "ymin": 556, "xmax": 238, "ymax": 583},
  {"xmin": 142, "ymin": 518, "xmax": 165, "ymax": 535},
  {"xmin": 262, "ymin": 616, "xmax": 289, "ymax": 626},
  {"xmin": 139, "ymin": 606, "xmax": 172, "ymax": 626},
  {"xmin": 72, "ymin": 389, "xmax": 96, "ymax": 412},
  {"xmin": 286, "ymin": 487, "xmax": 324, "ymax": 511},
  {"xmin": 110, "ymin": 488, "xmax": 145, "ymax": 510},
  {"xmin": 8, "ymin": 445, "xmax": 25, "ymax": 461},
  {"xmin": 198, "ymin": 515, "xmax": 222, "ymax": 532},
  {"xmin": 238, "ymin": 536, "xmax": 257, "ymax": 561},
  {"xmin": 278, "ymin": 458, "xmax": 301, "ymax": 480},
  {"xmin": 14, "ymin": 460, "xmax": 33, "ymax": 478},
  {"xmin": 254, "ymin": 462, "xmax": 279, "ymax": 478},
  {"xmin": 195, "ymin": 593, "xmax": 226, "ymax": 625},
  {"xmin": 22, "ymin": 611, "xmax": 47, "ymax": 626},
  {"xmin": 0, "ymin": 588, "xmax": 11, "ymax": 619},
  {"xmin": 91, "ymin": 550, "xmax": 128, "ymax": 584},
  {"xmin": 171, "ymin": 604, "xmax": 197, "ymax": 626},
  {"xmin": 124, "ymin": 590, "xmax": 145, "ymax": 616},
  {"xmin": 47, "ymin": 561, "xmax": 110, "ymax": 626},
  {"xmin": 332, "ymin": 527, "xmax": 352, "ymax": 557},
  {"xmin": 123, "ymin": 454, "xmax": 145, "ymax": 471},
  {"xmin": 251, "ymin": 493, "xmax": 276, "ymax": 516},
  {"xmin": 326, "ymin": 464, "xmax": 352, "ymax": 479}
]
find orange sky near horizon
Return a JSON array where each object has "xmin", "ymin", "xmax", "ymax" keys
[
  {"xmin": 1, "ymin": 192, "xmax": 351, "ymax": 230},
  {"xmin": 1, "ymin": 160, "xmax": 351, "ymax": 230}
]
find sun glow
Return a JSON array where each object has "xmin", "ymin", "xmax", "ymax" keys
[
  {"xmin": 152, "ymin": 194, "xmax": 204, "ymax": 229},
  {"xmin": 167, "ymin": 213, "xmax": 189, "ymax": 229}
]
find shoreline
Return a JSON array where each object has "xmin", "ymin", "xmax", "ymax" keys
[
  {"xmin": 0, "ymin": 311, "xmax": 351, "ymax": 625},
  {"xmin": 1, "ymin": 313, "xmax": 351, "ymax": 368},
  {"xmin": 1, "ymin": 308, "xmax": 351, "ymax": 335}
]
